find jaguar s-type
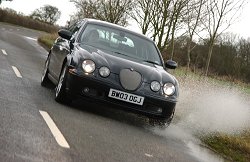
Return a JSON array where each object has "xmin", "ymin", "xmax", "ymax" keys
[{"xmin": 41, "ymin": 19, "xmax": 179, "ymax": 125}]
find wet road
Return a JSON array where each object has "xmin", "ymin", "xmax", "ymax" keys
[{"xmin": 0, "ymin": 22, "xmax": 223, "ymax": 162}]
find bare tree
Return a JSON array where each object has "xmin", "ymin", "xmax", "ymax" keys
[
  {"xmin": 70, "ymin": 0, "xmax": 133, "ymax": 26},
  {"xmin": 168, "ymin": 0, "xmax": 188, "ymax": 59},
  {"xmin": 201, "ymin": 0, "xmax": 245, "ymax": 76},
  {"xmin": 30, "ymin": 5, "xmax": 61, "ymax": 25},
  {"xmin": 131, "ymin": 0, "xmax": 188, "ymax": 60},
  {"xmin": 185, "ymin": 0, "xmax": 205, "ymax": 70},
  {"xmin": 130, "ymin": 0, "xmax": 153, "ymax": 34},
  {"xmin": 238, "ymin": 38, "xmax": 250, "ymax": 66},
  {"xmin": 150, "ymin": 0, "xmax": 174, "ymax": 53}
]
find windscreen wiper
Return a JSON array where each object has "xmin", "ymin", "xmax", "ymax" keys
[
  {"xmin": 143, "ymin": 60, "xmax": 160, "ymax": 66},
  {"xmin": 114, "ymin": 51, "xmax": 132, "ymax": 58}
]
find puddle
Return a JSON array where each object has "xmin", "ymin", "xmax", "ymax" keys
[{"xmin": 149, "ymin": 125, "xmax": 224, "ymax": 162}]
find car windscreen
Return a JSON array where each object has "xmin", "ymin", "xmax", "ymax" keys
[{"xmin": 79, "ymin": 24, "xmax": 163, "ymax": 66}]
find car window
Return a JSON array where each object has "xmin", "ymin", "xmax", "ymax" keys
[
  {"xmin": 68, "ymin": 20, "xmax": 86, "ymax": 41},
  {"xmin": 79, "ymin": 24, "xmax": 162, "ymax": 66},
  {"xmin": 97, "ymin": 30, "xmax": 134, "ymax": 47},
  {"xmin": 68, "ymin": 23, "xmax": 78, "ymax": 33},
  {"xmin": 68, "ymin": 20, "xmax": 83, "ymax": 33}
]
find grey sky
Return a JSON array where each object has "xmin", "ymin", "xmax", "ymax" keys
[{"xmin": 1, "ymin": 0, "xmax": 250, "ymax": 38}]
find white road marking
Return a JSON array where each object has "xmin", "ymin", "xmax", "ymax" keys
[
  {"xmin": 145, "ymin": 153, "xmax": 153, "ymax": 157},
  {"xmin": 12, "ymin": 66, "xmax": 22, "ymax": 78},
  {"xmin": 39, "ymin": 110, "xmax": 70, "ymax": 148},
  {"xmin": 24, "ymin": 36, "xmax": 37, "ymax": 41},
  {"xmin": 1, "ymin": 49, "xmax": 7, "ymax": 55}
]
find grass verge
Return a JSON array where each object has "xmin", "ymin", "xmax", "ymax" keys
[
  {"xmin": 37, "ymin": 33, "xmax": 58, "ymax": 51},
  {"xmin": 202, "ymin": 132, "xmax": 250, "ymax": 162}
]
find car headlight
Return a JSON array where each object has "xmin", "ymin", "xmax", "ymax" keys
[
  {"xmin": 82, "ymin": 60, "xmax": 95, "ymax": 73},
  {"xmin": 150, "ymin": 81, "xmax": 161, "ymax": 92},
  {"xmin": 99, "ymin": 66, "xmax": 110, "ymax": 77},
  {"xmin": 163, "ymin": 83, "xmax": 175, "ymax": 96}
]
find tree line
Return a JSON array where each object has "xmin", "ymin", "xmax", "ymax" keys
[
  {"xmin": 0, "ymin": 8, "xmax": 58, "ymax": 33},
  {"xmin": 1, "ymin": 0, "xmax": 248, "ymax": 83},
  {"xmin": 30, "ymin": 5, "xmax": 61, "ymax": 25},
  {"xmin": 1, "ymin": 0, "xmax": 61, "ymax": 25},
  {"xmin": 70, "ymin": 0, "xmax": 248, "ymax": 82},
  {"xmin": 169, "ymin": 34, "xmax": 250, "ymax": 83}
]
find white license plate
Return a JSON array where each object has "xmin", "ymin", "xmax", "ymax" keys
[{"xmin": 108, "ymin": 88, "xmax": 144, "ymax": 105}]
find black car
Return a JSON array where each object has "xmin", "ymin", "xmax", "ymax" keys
[{"xmin": 41, "ymin": 19, "xmax": 179, "ymax": 125}]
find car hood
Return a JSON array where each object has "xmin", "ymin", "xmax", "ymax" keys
[{"xmin": 77, "ymin": 45, "xmax": 176, "ymax": 84}]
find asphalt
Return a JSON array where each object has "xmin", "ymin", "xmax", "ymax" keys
[{"xmin": 0, "ymin": 22, "xmax": 222, "ymax": 162}]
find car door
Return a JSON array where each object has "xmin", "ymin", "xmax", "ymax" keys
[
  {"xmin": 49, "ymin": 36, "xmax": 69, "ymax": 81},
  {"xmin": 49, "ymin": 20, "xmax": 84, "ymax": 81}
]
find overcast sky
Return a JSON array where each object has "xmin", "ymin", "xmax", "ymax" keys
[
  {"xmin": 1, "ymin": 0, "xmax": 250, "ymax": 39},
  {"xmin": 1, "ymin": 0, "xmax": 76, "ymax": 26}
]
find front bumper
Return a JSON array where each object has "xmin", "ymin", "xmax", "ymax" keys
[{"xmin": 65, "ymin": 70, "xmax": 176, "ymax": 119}]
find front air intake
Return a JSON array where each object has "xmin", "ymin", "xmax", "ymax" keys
[{"xmin": 119, "ymin": 69, "xmax": 142, "ymax": 91}]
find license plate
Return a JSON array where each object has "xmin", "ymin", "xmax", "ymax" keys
[{"xmin": 108, "ymin": 88, "xmax": 144, "ymax": 105}]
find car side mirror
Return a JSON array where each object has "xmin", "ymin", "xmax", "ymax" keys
[
  {"xmin": 165, "ymin": 60, "xmax": 177, "ymax": 69},
  {"xmin": 58, "ymin": 29, "xmax": 72, "ymax": 40}
]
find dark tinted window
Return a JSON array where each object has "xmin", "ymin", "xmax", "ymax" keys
[{"xmin": 80, "ymin": 24, "xmax": 162, "ymax": 65}]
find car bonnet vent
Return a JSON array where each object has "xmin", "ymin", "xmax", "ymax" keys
[{"xmin": 119, "ymin": 69, "xmax": 142, "ymax": 91}]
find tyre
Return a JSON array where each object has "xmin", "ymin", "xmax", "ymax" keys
[
  {"xmin": 149, "ymin": 118, "xmax": 169, "ymax": 127},
  {"xmin": 55, "ymin": 64, "xmax": 72, "ymax": 104},
  {"xmin": 41, "ymin": 54, "xmax": 51, "ymax": 86},
  {"xmin": 149, "ymin": 111, "xmax": 174, "ymax": 128}
]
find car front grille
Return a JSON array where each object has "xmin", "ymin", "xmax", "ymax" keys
[{"xmin": 119, "ymin": 69, "xmax": 142, "ymax": 91}]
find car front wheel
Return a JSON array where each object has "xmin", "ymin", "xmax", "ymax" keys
[
  {"xmin": 149, "ymin": 118, "xmax": 169, "ymax": 127},
  {"xmin": 41, "ymin": 54, "xmax": 51, "ymax": 86},
  {"xmin": 149, "ymin": 110, "xmax": 175, "ymax": 127},
  {"xmin": 55, "ymin": 64, "xmax": 72, "ymax": 104}
]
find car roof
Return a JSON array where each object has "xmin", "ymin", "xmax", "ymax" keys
[{"xmin": 84, "ymin": 18, "xmax": 154, "ymax": 43}]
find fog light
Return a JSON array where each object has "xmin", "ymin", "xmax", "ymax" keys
[
  {"xmin": 150, "ymin": 81, "xmax": 161, "ymax": 92},
  {"xmin": 83, "ymin": 87, "xmax": 90, "ymax": 93},
  {"xmin": 99, "ymin": 66, "xmax": 110, "ymax": 77}
]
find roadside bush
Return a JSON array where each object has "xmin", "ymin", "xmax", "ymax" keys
[
  {"xmin": 0, "ymin": 8, "xmax": 58, "ymax": 33},
  {"xmin": 38, "ymin": 33, "xmax": 58, "ymax": 51},
  {"xmin": 171, "ymin": 36, "xmax": 250, "ymax": 83}
]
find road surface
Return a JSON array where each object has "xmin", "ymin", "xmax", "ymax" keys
[{"xmin": 0, "ymin": 22, "xmax": 223, "ymax": 162}]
